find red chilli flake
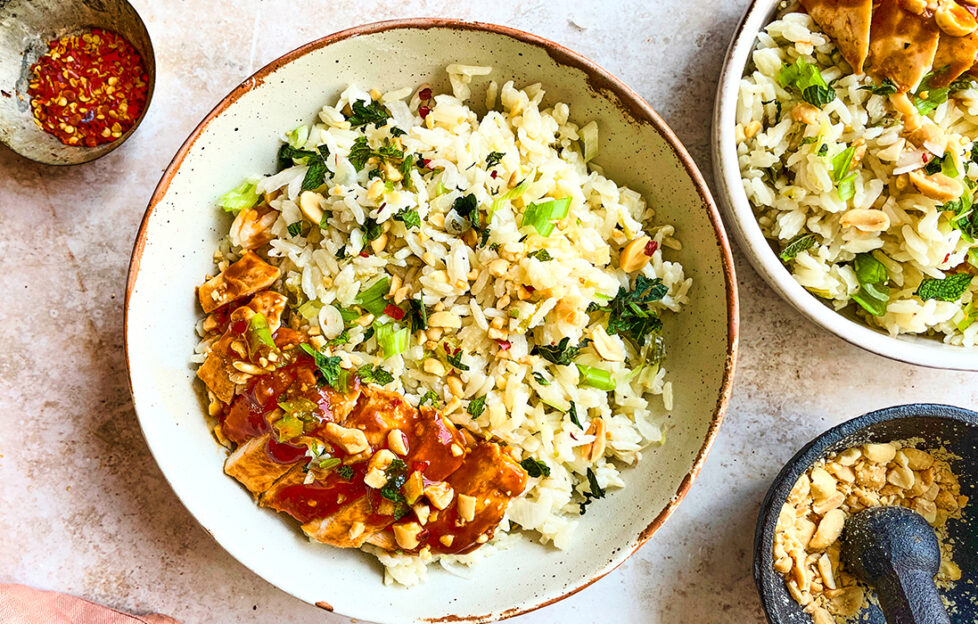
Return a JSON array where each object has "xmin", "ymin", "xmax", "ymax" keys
[
  {"xmin": 230, "ymin": 319, "xmax": 248, "ymax": 335},
  {"xmin": 27, "ymin": 28, "xmax": 149, "ymax": 147},
  {"xmin": 644, "ymin": 239, "xmax": 659, "ymax": 256},
  {"xmin": 943, "ymin": 253, "xmax": 951, "ymax": 264},
  {"xmin": 525, "ymin": 285, "xmax": 536, "ymax": 292},
  {"xmin": 420, "ymin": 158, "xmax": 431, "ymax": 168},
  {"xmin": 495, "ymin": 339, "xmax": 511, "ymax": 350},
  {"xmin": 359, "ymin": 250, "xmax": 370, "ymax": 258},
  {"xmin": 418, "ymin": 87, "xmax": 432, "ymax": 101},
  {"xmin": 922, "ymin": 153, "xmax": 931, "ymax": 163},
  {"xmin": 419, "ymin": 105, "xmax": 431, "ymax": 119},
  {"xmin": 384, "ymin": 304, "xmax": 405, "ymax": 321},
  {"xmin": 490, "ymin": 170, "xmax": 498, "ymax": 179}
]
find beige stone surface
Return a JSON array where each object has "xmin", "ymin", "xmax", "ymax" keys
[{"xmin": 0, "ymin": 1, "xmax": 975, "ymax": 623}]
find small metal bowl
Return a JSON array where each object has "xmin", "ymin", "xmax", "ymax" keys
[
  {"xmin": 754, "ymin": 404, "xmax": 978, "ymax": 623},
  {"xmin": 0, "ymin": 0, "xmax": 155, "ymax": 165}
]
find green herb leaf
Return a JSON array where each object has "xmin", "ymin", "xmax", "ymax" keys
[
  {"xmin": 299, "ymin": 343, "xmax": 343, "ymax": 389},
  {"xmin": 277, "ymin": 144, "xmax": 317, "ymax": 171},
  {"xmin": 326, "ymin": 329, "xmax": 350, "ymax": 347},
  {"xmin": 347, "ymin": 100, "xmax": 391, "ymax": 128},
  {"xmin": 851, "ymin": 253, "xmax": 890, "ymax": 317},
  {"xmin": 837, "ymin": 172, "xmax": 858, "ymax": 201},
  {"xmin": 817, "ymin": 143, "xmax": 829, "ymax": 157},
  {"xmin": 467, "ymin": 395, "xmax": 487, "ymax": 418},
  {"xmin": 519, "ymin": 458, "xmax": 550, "ymax": 478},
  {"xmin": 452, "ymin": 193, "xmax": 480, "ymax": 229},
  {"xmin": 531, "ymin": 336, "xmax": 588, "ymax": 366},
  {"xmin": 778, "ymin": 59, "xmax": 836, "ymax": 108},
  {"xmin": 363, "ymin": 217, "xmax": 383, "ymax": 242},
  {"xmin": 531, "ymin": 371, "xmax": 550, "ymax": 386},
  {"xmin": 915, "ymin": 273, "xmax": 974, "ymax": 302},
  {"xmin": 445, "ymin": 346, "xmax": 469, "ymax": 371},
  {"xmin": 859, "ymin": 78, "xmax": 898, "ymax": 96},
  {"xmin": 379, "ymin": 458, "xmax": 408, "ymax": 503},
  {"xmin": 337, "ymin": 465, "xmax": 354, "ymax": 480},
  {"xmin": 302, "ymin": 159, "xmax": 328, "ymax": 191},
  {"xmin": 779, "ymin": 233, "xmax": 817, "ymax": 261},
  {"xmin": 419, "ymin": 389, "xmax": 440, "ymax": 407},
  {"xmin": 357, "ymin": 364, "xmax": 395, "ymax": 385},
  {"xmin": 354, "ymin": 276, "xmax": 390, "ymax": 315},
  {"xmin": 407, "ymin": 297, "xmax": 428, "ymax": 332},
  {"xmin": 527, "ymin": 249, "xmax": 552, "ymax": 261},
  {"xmin": 394, "ymin": 208, "xmax": 421, "ymax": 229},
  {"xmin": 287, "ymin": 221, "xmax": 303, "ymax": 237},
  {"xmin": 348, "ymin": 136, "xmax": 373, "ymax": 171},
  {"xmin": 832, "ymin": 146, "xmax": 856, "ymax": 184},
  {"xmin": 601, "ymin": 276, "xmax": 668, "ymax": 347},
  {"xmin": 486, "ymin": 151, "xmax": 505, "ymax": 167},
  {"xmin": 578, "ymin": 467, "xmax": 606, "ymax": 514},
  {"xmin": 568, "ymin": 401, "xmax": 582, "ymax": 428}
]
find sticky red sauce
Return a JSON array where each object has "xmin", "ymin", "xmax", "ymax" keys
[
  {"xmin": 266, "ymin": 438, "xmax": 307, "ymax": 464},
  {"xmin": 268, "ymin": 465, "xmax": 368, "ymax": 524}
]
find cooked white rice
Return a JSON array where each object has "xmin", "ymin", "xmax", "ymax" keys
[
  {"xmin": 738, "ymin": 11, "xmax": 978, "ymax": 345},
  {"xmin": 198, "ymin": 64, "xmax": 690, "ymax": 583}
]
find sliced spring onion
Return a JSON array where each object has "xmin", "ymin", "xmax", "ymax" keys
[
  {"xmin": 218, "ymin": 180, "xmax": 260, "ymax": 214},
  {"xmin": 580, "ymin": 120, "xmax": 599, "ymax": 162},
  {"xmin": 278, "ymin": 398, "xmax": 317, "ymax": 414},
  {"xmin": 336, "ymin": 306, "xmax": 359, "ymax": 324},
  {"xmin": 521, "ymin": 197, "xmax": 572, "ymax": 237},
  {"xmin": 374, "ymin": 322, "xmax": 410, "ymax": 358},
  {"xmin": 354, "ymin": 276, "xmax": 390, "ymax": 315},
  {"xmin": 958, "ymin": 302, "xmax": 978, "ymax": 331},
  {"xmin": 272, "ymin": 413, "xmax": 304, "ymax": 441},
  {"xmin": 942, "ymin": 150, "xmax": 960, "ymax": 178},
  {"xmin": 297, "ymin": 300, "xmax": 323, "ymax": 321},
  {"xmin": 490, "ymin": 173, "xmax": 533, "ymax": 219},
  {"xmin": 575, "ymin": 364, "xmax": 616, "ymax": 391},
  {"xmin": 246, "ymin": 313, "xmax": 275, "ymax": 354}
]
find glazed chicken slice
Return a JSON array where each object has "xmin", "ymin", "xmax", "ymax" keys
[
  {"xmin": 198, "ymin": 251, "xmax": 280, "ymax": 313},
  {"xmin": 929, "ymin": 31, "xmax": 978, "ymax": 87},
  {"xmin": 261, "ymin": 386, "xmax": 468, "ymax": 549},
  {"xmin": 866, "ymin": 0, "xmax": 941, "ymax": 92},
  {"xmin": 404, "ymin": 441, "xmax": 527, "ymax": 555},
  {"xmin": 799, "ymin": 0, "xmax": 873, "ymax": 73}
]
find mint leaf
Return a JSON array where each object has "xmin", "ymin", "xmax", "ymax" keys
[{"xmin": 916, "ymin": 273, "xmax": 974, "ymax": 302}]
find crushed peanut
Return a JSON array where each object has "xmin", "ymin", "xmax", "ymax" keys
[{"xmin": 774, "ymin": 441, "xmax": 966, "ymax": 623}]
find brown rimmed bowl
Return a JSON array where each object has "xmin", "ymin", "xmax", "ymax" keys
[
  {"xmin": 124, "ymin": 18, "xmax": 738, "ymax": 623},
  {"xmin": 0, "ymin": 0, "xmax": 155, "ymax": 165}
]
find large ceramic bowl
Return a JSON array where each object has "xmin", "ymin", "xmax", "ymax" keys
[
  {"xmin": 712, "ymin": 0, "xmax": 978, "ymax": 372},
  {"xmin": 126, "ymin": 19, "xmax": 738, "ymax": 623}
]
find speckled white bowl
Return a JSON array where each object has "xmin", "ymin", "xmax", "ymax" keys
[
  {"xmin": 126, "ymin": 19, "xmax": 738, "ymax": 624},
  {"xmin": 712, "ymin": 0, "xmax": 978, "ymax": 371}
]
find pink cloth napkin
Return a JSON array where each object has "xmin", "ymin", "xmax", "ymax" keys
[{"xmin": 0, "ymin": 584, "xmax": 180, "ymax": 624}]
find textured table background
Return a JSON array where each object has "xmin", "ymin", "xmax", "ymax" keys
[{"xmin": 2, "ymin": 1, "xmax": 976, "ymax": 623}]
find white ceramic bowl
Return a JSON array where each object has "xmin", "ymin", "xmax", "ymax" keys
[
  {"xmin": 126, "ymin": 19, "xmax": 738, "ymax": 623},
  {"xmin": 712, "ymin": 0, "xmax": 978, "ymax": 372}
]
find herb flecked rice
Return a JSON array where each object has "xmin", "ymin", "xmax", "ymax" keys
[
  {"xmin": 195, "ymin": 64, "xmax": 690, "ymax": 584},
  {"xmin": 738, "ymin": 12, "xmax": 978, "ymax": 345}
]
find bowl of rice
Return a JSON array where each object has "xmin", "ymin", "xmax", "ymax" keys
[
  {"xmin": 713, "ymin": 0, "xmax": 978, "ymax": 370},
  {"xmin": 126, "ymin": 18, "xmax": 737, "ymax": 623}
]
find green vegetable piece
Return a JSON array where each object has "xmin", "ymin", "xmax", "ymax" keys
[
  {"xmin": 575, "ymin": 364, "xmax": 616, "ymax": 391},
  {"xmin": 777, "ymin": 58, "xmax": 836, "ymax": 108},
  {"xmin": 859, "ymin": 78, "xmax": 898, "ymax": 96},
  {"xmin": 287, "ymin": 125, "xmax": 309, "ymax": 149},
  {"xmin": 218, "ymin": 180, "xmax": 261, "ymax": 214},
  {"xmin": 419, "ymin": 389, "xmax": 440, "ymax": 407},
  {"xmin": 363, "ymin": 218, "xmax": 383, "ymax": 242},
  {"xmin": 837, "ymin": 172, "xmax": 858, "ymax": 201},
  {"xmin": 832, "ymin": 146, "xmax": 856, "ymax": 184},
  {"xmin": 957, "ymin": 302, "xmax": 978, "ymax": 331},
  {"xmin": 296, "ymin": 300, "xmax": 322, "ymax": 321},
  {"xmin": 337, "ymin": 465, "xmax": 354, "ymax": 480},
  {"xmin": 246, "ymin": 313, "xmax": 275, "ymax": 355},
  {"xmin": 578, "ymin": 467, "xmax": 606, "ymax": 514},
  {"xmin": 531, "ymin": 371, "xmax": 550, "ymax": 386},
  {"xmin": 779, "ymin": 233, "xmax": 817, "ymax": 261},
  {"xmin": 850, "ymin": 253, "xmax": 890, "ymax": 316},
  {"xmin": 394, "ymin": 208, "xmax": 421, "ymax": 229},
  {"xmin": 374, "ymin": 322, "xmax": 410, "ymax": 358},
  {"xmin": 519, "ymin": 458, "xmax": 550, "ymax": 478},
  {"xmin": 302, "ymin": 158, "xmax": 328, "ymax": 191},
  {"xmin": 407, "ymin": 297, "xmax": 428, "ymax": 332},
  {"xmin": 521, "ymin": 197, "xmax": 571, "ymax": 237},
  {"xmin": 528, "ymin": 249, "xmax": 552, "ymax": 261},
  {"xmin": 354, "ymin": 276, "xmax": 391, "ymax": 315},
  {"xmin": 568, "ymin": 401, "xmax": 582, "ymax": 428},
  {"xmin": 486, "ymin": 151, "xmax": 505, "ymax": 167},
  {"xmin": 467, "ymin": 395, "xmax": 487, "ymax": 418},
  {"xmin": 272, "ymin": 413, "xmax": 304, "ymax": 442},
  {"xmin": 347, "ymin": 100, "xmax": 391, "ymax": 128},
  {"xmin": 299, "ymin": 343, "xmax": 343, "ymax": 389},
  {"xmin": 287, "ymin": 221, "xmax": 303, "ymax": 237},
  {"xmin": 445, "ymin": 346, "xmax": 469, "ymax": 371},
  {"xmin": 915, "ymin": 273, "xmax": 974, "ymax": 302},
  {"xmin": 532, "ymin": 336, "xmax": 588, "ymax": 366}
]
